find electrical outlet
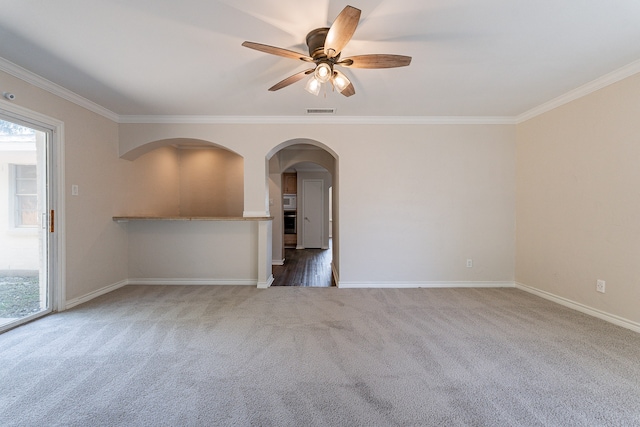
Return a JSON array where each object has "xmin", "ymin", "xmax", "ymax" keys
[
  {"xmin": 71, "ymin": 185, "xmax": 79, "ymax": 196},
  {"xmin": 466, "ymin": 259, "xmax": 473, "ymax": 268},
  {"xmin": 596, "ymin": 280, "xmax": 606, "ymax": 293}
]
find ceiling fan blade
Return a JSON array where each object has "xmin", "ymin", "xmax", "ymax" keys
[
  {"xmin": 338, "ymin": 54, "xmax": 412, "ymax": 69},
  {"xmin": 339, "ymin": 82, "xmax": 355, "ymax": 97},
  {"xmin": 324, "ymin": 6, "xmax": 361, "ymax": 59},
  {"xmin": 242, "ymin": 41, "xmax": 313, "ymax": 62},
  {"xmin": 268, "ymin": 69, "xmax": 315, "ymax": 91}
]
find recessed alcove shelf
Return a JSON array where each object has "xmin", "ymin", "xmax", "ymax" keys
[{"xmin": 113, "ymin": 216, "xmax": 273, "ymax": 223}]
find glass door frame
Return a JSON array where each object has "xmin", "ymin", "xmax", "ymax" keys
[{"xmin": 0, "ymin": 101, "xmax": 65, "ymax": 333}]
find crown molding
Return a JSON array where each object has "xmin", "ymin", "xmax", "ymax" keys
[
  {"xmin": 117, "ymin": 115, "xmax": 517, "ymax": 125},
  {"xmin": 0, "ymin": 57, "xmax": 119, "ymax": 122},
  {"xmin": 515, "ymin": 58, "xmax": 640, "ymax": 123}
]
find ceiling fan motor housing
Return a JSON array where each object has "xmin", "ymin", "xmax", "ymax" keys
[{"xmin": 306, "ymin": 28, "xmax": 340, "ymax": 62}]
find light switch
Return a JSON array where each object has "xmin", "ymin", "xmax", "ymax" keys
[{"xmin": 71, "ymin": 185, "xmax": 79, "ymax": 196}]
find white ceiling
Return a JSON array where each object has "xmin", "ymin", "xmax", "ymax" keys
[{"xmin": 1, "ymin": 0, "xmax": 640, "ymax": 119}]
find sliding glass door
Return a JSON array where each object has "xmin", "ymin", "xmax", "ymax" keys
[{"xmin": 0, "ymin": 117, "xmax": 52, "ymax": 332}]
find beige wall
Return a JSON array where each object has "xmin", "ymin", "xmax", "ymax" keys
[
  {"xmin": 125, "ymin": 146, "xmax": 181, "ymax": 216},
  {"xmin": 178, "ymin": 147, "xmax": 243, "ymax": 216},
  {"xmin": 5, "ymin": 59, "xmax": 640, "ymax": 329},
  {"xmin": 1, "ymin": 70, "xmax": 127, "ymax": 302},
  {"xmin": 120, "ymin": 122, "xmax": 516, "ymax": 286},
  {"xmin": 2, "ymin": 68, "xmax": 516, "ymax": 305},
  {"xmin": 127, "ymin": 220, "xmax": 258, "ymax": 283},
  {"xmin": 336, "ymin": 124, "xmax": 516, "ymax": 285},
  {"xmin": 516, "ymin": 73, "xmax": 640, "ymax": 324}
]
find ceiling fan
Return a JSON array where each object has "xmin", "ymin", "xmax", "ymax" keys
[{"xmin": 242, "ymin": 5, "xmax": 412, "ymax": 97}]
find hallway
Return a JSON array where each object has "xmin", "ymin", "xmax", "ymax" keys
[{"xmin": 271, "ymin": 247, "xmax": 333, "ymax": 287}]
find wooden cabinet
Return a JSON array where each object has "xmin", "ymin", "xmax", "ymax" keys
[
  {"xmin": 284, "ymin": 234, "xmax": 297, "ymax": 247},
  {"xmin": 283, "ymin": 173, "xmax": 297, "ymax": 194}
]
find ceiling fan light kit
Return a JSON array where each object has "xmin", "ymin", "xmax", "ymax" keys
[
  {"xmin": 332, "ymin": 70, "xmax": 351, "ymax": 92},
  {"xmin": 242, "ymin": 5, "xmax": 411, "ymax": 98},
  {"xmin": 313, "ymin": 62, "xmax": 331, "ymax": 83},
  {"xmin": 305, "ymin": 76, "xmax": 322, "ymax": 96}
]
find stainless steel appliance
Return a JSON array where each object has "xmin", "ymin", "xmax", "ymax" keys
[
  {"xmin": 284, "ymin": 211, "xmax": 296, "ymax": 234},
  {"xmin": 283, "ymin": 194, "xmax": 296, "ymax": 211}
]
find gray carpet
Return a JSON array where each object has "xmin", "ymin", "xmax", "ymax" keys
[{"xmin": 1, "ymin": 286, "xmax": 639, "ymax": 426}]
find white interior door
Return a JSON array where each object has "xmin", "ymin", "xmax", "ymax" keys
[{"xmin": 302, "ymin": 179, "xmax": 323, "ymax": 248}]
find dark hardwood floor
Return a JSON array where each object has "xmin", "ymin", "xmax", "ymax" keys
[{"xmin": 272, "ymin": 246, "xmax": 333, "ymax": 287}]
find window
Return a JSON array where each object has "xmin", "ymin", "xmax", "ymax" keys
[{"xmin": 12, "ymin": 164, "xmax": 38, "ymax": 227}]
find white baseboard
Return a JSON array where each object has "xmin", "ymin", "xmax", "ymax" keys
[
  {"xmin": 337, "ymin": 281, "xmax": 516, "ymax": 289},
  {"xmin": 272, "ymin": 259, "xmax": 285, "ymax": 266},
  {"xmin": 61, "ymin": 277, "xmax": 639, "ymax": 335},
  {"xmin": 515, "ymin": 282, "xmax": 640, "ymax": 334},
  {"xmin": 257, "ymin": 274, "xmax": 274, "ymax": 289},
  {"xmin": 127, "ymin": 278, "xmax": 257, "ymax": 286},
  {"xmin": 65, "ymin": 280, "xmax": 128, "ymax": 309},
  {"xmin": 66, "ymin": 277, "xmax": 262, "ymax": 309}
]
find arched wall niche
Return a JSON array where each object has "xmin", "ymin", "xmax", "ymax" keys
[
  {"xmin": 120, "ymin": 137, "xmax": 242, "ymax": 161},
  {"xmin": 125, "ymin": 137, "xmax": 244, "ymax": 217}
]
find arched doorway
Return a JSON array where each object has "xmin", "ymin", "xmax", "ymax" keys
[{"xmin": 267, "ymin": 140, "xmax": 338, "ymax": 287}]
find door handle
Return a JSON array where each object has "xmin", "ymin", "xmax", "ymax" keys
[{"xmin": 305, "ymin": 217, "xmax": 310, "ymax": 221}]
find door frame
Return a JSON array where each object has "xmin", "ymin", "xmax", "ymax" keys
[{"xmin": 0, "ymin": 100, "xmax": 66, "ymax": 322}]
